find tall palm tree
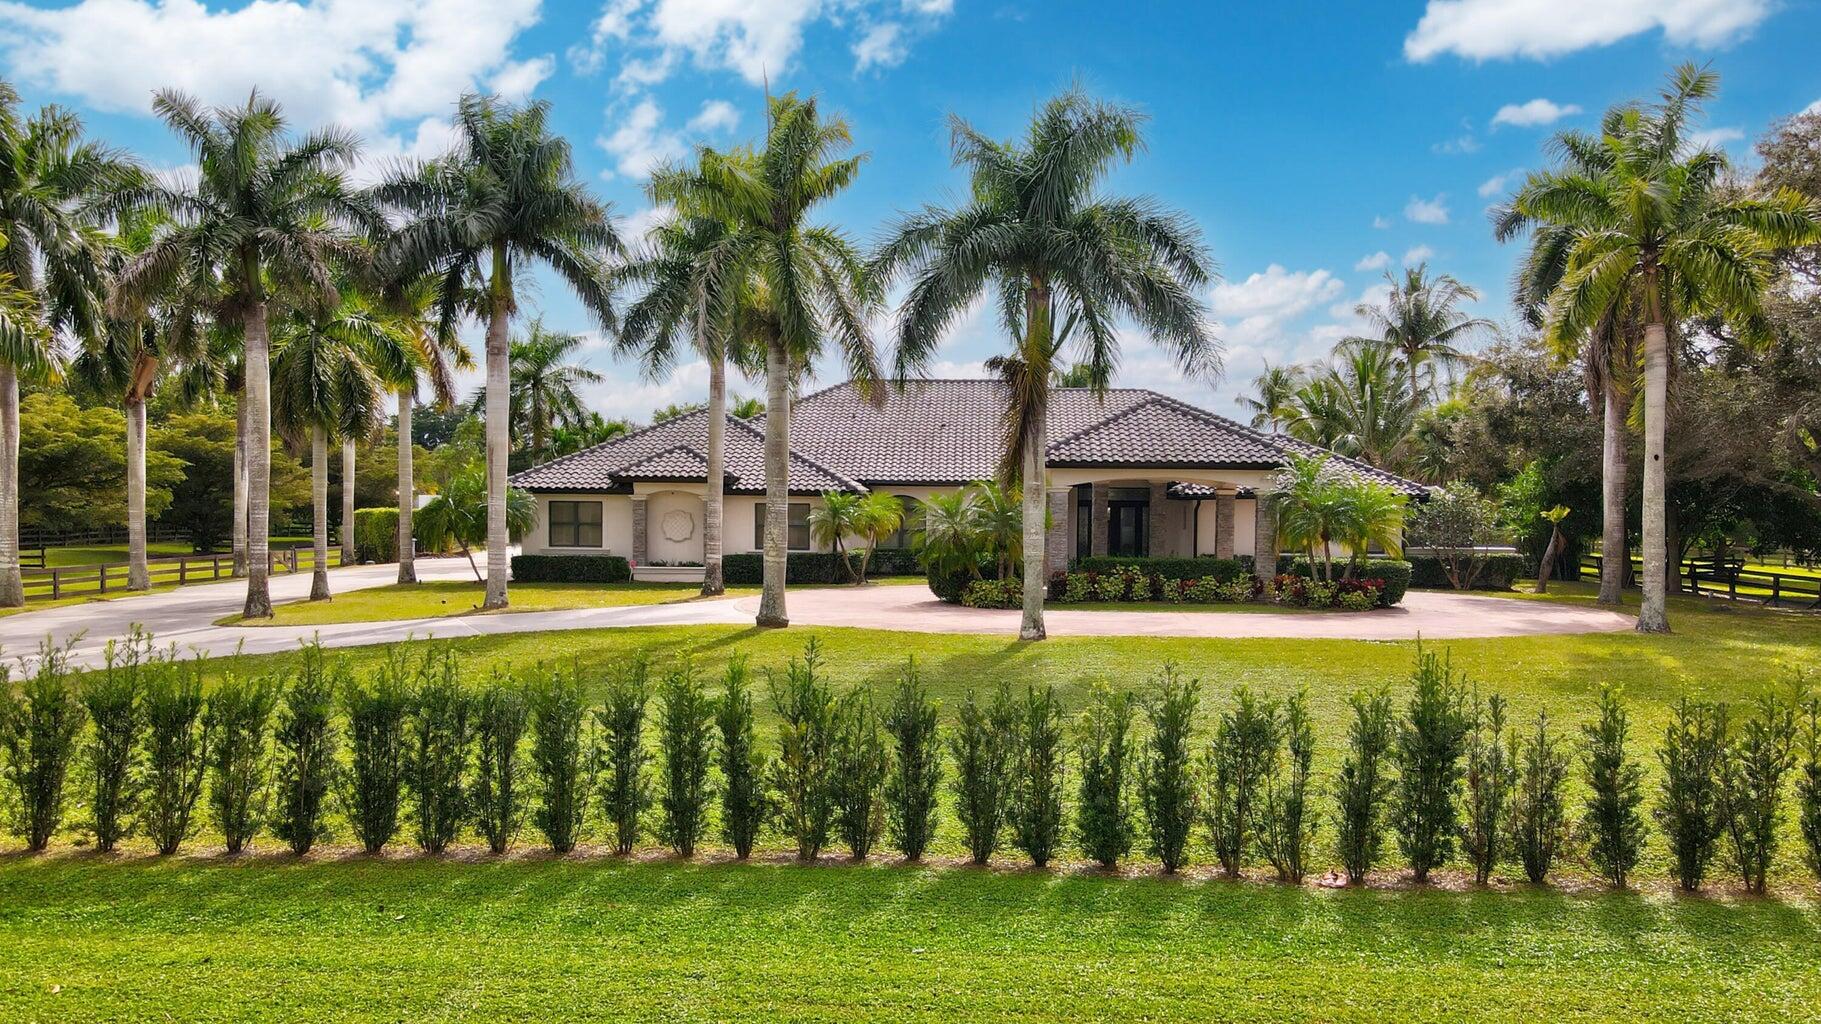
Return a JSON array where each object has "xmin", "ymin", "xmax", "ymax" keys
[
  {"xmin": 1507, "ymin": 64, "xmax": 1821, "ymax": 633},
  {"xmin": 1349, "ymin": 263, "xmax": 1494, "ymax": 406},
  {"xmin": 874, "ymin": 89, "xmax": 1218, "ymax": 640},
  {"xmin": 379, "ymin": 276, "xmax": 469, "ymax": 584},
  {"xmin": 1238, "ymin": 361, "xmax": 1303, "ymax": 432},
  {"xmin": 0, "ymin": 83, "xmax": 134, "ymax": 606},
  {"xmin": 115, "ymin": 90, "xmax": 376, "ymax": 617},
  {"xmin": 507, "ymin": 318, "xmax": 603, "ymax": 463},
  {"xmin": 652, "ymin": 93, "xmax": 881, "ymax": 628},
  {"xmin": 375, "ymin": 93, "xmax": 621, "ymax": 610},
  {"xmin": 1287, "ymin": 340, "xmax": 1418, "ymax": 469}
]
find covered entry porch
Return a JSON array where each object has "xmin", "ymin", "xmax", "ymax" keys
[{"xmin": 1041, "ymin": 467, "xmax": 1282, "ymax": 579}]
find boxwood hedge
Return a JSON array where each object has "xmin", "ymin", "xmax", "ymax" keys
[{"xmin": 511, "ymin": 554, "xmax": 632, "ymax": 583}]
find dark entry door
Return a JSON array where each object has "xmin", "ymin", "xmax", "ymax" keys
[{"xmin": 1107, "ymin": 499, "xmax": 1149, "ymax": 557}]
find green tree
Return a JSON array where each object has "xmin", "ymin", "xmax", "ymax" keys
[
  {"xmin": 504, "ymin": 318, "xmax": 602, "ymax": 464},
  {"xmin": 1346, "ymin": 264, "xmax": 1493, "ymax": 407},
  {"xmin": 1581, "ymin": 686, "xmax": 1647, "ymax": 887},
  {"xmin": 849, "ymin": 492, "xmax": 905, "ymax": 584},
  {"xmin": 19, "ymin": 392, "xmax": 181, "ymax": 535},
  {"xmin": 416, "ymin": 466, "xmax": 534, "ymax": 582},
  {"xmin": 807, "ymin": 490, "xmax": 864, "ymax": 582},
  {"xmin": 1238, "ymin": 361, "xmax": 1303, "ymax": 432}
]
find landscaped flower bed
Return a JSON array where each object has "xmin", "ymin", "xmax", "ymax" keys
[{"xmin": 943, "ymin": 568, "xmax": 1397, "ymax": 610}]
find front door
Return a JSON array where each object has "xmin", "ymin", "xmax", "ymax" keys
[{"xmin": 1107, "ymin": 496, "xmax": 1149, "ymax": 556}]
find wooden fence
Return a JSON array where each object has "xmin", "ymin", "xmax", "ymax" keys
[
  {"xmin": 21, "ymin": 545, "xmax": 341, "ymax": 602},
  {"xmin": 1582, "ymin": 553, "xmax": 1821, "ymax": 609}
]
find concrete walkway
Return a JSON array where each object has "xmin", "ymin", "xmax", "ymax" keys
[{"xmin": 0, "ymin": 561, "xmax": 1636, "ymax": 670}]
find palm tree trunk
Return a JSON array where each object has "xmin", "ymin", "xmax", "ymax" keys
[
  {"xmin": 243, "ymin": 301, "xmax": 274, "ymax": 618},
  {"xmin": 0, "ymin": 366, "xmax": 22, "ymax": 607},
  {"xmin": 1019, "ymin": 421, "xmax": 1047, "ymax": 641},
  {"xmin": 126, "ymin": 395, "xmax": 150, "ymax": 590},
  {"xmin": 1637, "ymin": 319, "xmax": 1670, "ymax": 633},
  {"xmin": 701, "ymin": 337, "xmax": 726, "ymax": 597},
  {"xmin": 340, "ymin": 436, "xmax": 356, "ymax": 567},
  {"xmin": 1598, "ymin": 380, "xmax": 1627, "ymax": 605},
  {"xmin": 397, "ymin": 390, "xmax": 417, "ymax": 584},
  {"xmin": 756, "ymin": 335, "xmax": 790, "ymax": 628},
  {"xmin": 483, "ymin": 249, "xmax": 512, "ymax": 610},
  {"xmin": 232, "ymin": 392, "xmax": 248, "ymax": 577},
  {"xmin": 310, "ymin": 426, "xmax": 330, "ymax": 601}
]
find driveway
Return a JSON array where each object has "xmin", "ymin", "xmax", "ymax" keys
[{"xmin": 0, "ymin": 562, "xmax": 1635, "ymax": 670}]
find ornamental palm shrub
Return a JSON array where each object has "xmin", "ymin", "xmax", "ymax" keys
[
  {"xmin": 471, "ymin": 671, "xmax": 529, "ymax": 855},
  {"xmin": 1655, "ymin": 697, "xmax": 1728, "ymax": 891},
  {"xmin": 1392, "ymin": 647, "xmax": 1471, "ymax": 883},
  {"xmin": 1258, "ymin": 690, "xmax": 1317, "ymax": 883},
  {"xmin": 0, "ymin": 644, "xmax": 83, "ymax": 852},
  {"xmin": 716, "ymin": 658, "xmax": 767, "ymax": 859},
  {"xmin": 950, "ymin": 683, "xmax": 1016, "ymax": 865},
  {"xmin": 407, "ymin": 651, "xmax": 473, "ymax": 854},
  {"xmin": 656, "ymin": 660, "xmax": 714, "ymax": 858},
  {"xmin": 272, "ymin": 644, "xmax": 340, "ymax": 855},
  {"xmin": 597, "ymin": 660, "xmax": 651, "ymax": 856},
  {"xmin": 1459, "ymin": 691, "xmax": 1514, "ymax": 885},
  {"xmin": 1800, "ymin": 690, "xmax": 1821, "ymax": 882},
  {"xmin": 1141, "ymin": 667, "xmax": 1201, "ymax": 874},
  {"xmin": 1509, "ymin": 710, "xmax": 1568, "ymax": 885},
  {"xmin": 769, "ymin": 640, "xmax": 836, "ymax": 860},
  {"xmin": 1581, "ymin": 686, "xmax": 1646, "ymax": 887},
  {"xmin": 142, "ymin": 657, "xmax": 209, "ymax": 856},
  {"xmin": 1721, "ymin": 691, "xmax": 1798, "ymax": 895},
  {"xmin": 343, "ymin": 653, "xmax": 410, "ymax": 855},
  {"xmin": 1075, "ymin": 686, "xmax": 1136, "ymax": 869},
  {"xmin": 1332, "ymin": 688, "xmax": 1396, "ymax": 885},
  {"xmin": 83, "ymin": 634, "xmax": 149, "ymax": 852},
  {"xmin": 885, "ymin": 658, "xmax": 942, "ymax": 861},
  {"xmin": 831, "ymin": 688, "xmax": 888, "ymax": 860},
  {"xmin": 1009, "ymin": 684, "xmax": 1066, "ymax": 867},
  {"xmin": 205, "ymin": 674, "xmax": 277, "ymax": 854},
  {"xmin": 1205, "ymin": 684, "xmax": 1277, "ymax": 877},
  {"xmin": 529, "ymin": 666, "xmax": 592, "ymax": 854}
]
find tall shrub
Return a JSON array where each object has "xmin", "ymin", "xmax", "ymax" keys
[
  {"xmin": 0, "ymin": 644, "xmax": 83, "ymax": 852},
  {"xmin": 1259, "ymin": 690, "xmax": 1317, "ymax": 883},
  {"xmin": 1075, "ymin": 686, "xmax": 1136, "ymax": 869},
  {"xmin": 142, "ymin": 657, "xmax": 209, "ymax": 856},
  {"xmin": 1581, "ymin": 686, "xmax": 1646, "ymax": 887},
  {"xmin": 884, "ymin": 658, "xmax": 942, "ymax": 861},
  {"xmin": 831, "ymin": 688, "xmax": 888, "ymax": 860},
  {"xmin": 343, "ymin": 653, "xmax": 410, "ymax": 855},
  {"xmin": 597, "ymin": 660, "xmax": 651, "ymax": 856},
  {"xmin": 716, "ymin": 658, "xmax": 768, "ymax": 859},
  {"xmin": 656, "ymin": 660, "xmax": 714, "ymax": 858},
  {"xmin": 1800, "ymin": 689, "xmax": 1821, "ymax": 882},
  {"xmin": 472, "ymin": 670, "xmax": 529, "ymax": 855},
  {"xmin": 950, "ymin": 684, "xmax": 1016, "ymax": 865},
  {"xmin": 407, "ymin": 651, "xmax": 472, "ymax": 854},
  {"xmin": 1721, "ymin": 691, "xmax": 1797, "ymax": 895},
  {"xmin": 1141, "ymin": 666, "xmax": 1201, "ymax": 874},
  {"xmin": 205, "ymin": 674, "xmax": 277, "ymax": 854},
  {"xmin": 1459, "ymin": 691, "xmax": 1513, "ymax": 884},
  {"xmin": 83, "ymin": 634, "xmax": 148, "ymax": 852},
  {"xmin": 1332, "ymin": 688, "xmax": 1396, "ymax": 884},
  {"xmin": 1655, "ymin": 697, "xmax": 1728, "ymax": 891},
  {"xmin": 1509, "ymin": 710, "xmax": 1568, "ymax": 884},
  {"xmin": 1009, "ymin": 684, "xmax": 1066, "ymax": 868},
  {"xmin": 769, "ymin": 640, "xmax": 836, "ymax": 860},
  {"xmin": 272, "ymin": 643, "xmax": 340, "ymax": 855},
  {"xmin": 1392, "ymin": 646, "xmax": 1471, "ymax": 883},
  {"xmin": 529, "ymin": 666, "xmax": 592, "ymax": 854},
  {"xmin": 1206, "ymin": 684, "xmax": 1276, "ymax": 877}
]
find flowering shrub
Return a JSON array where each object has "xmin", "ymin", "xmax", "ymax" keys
[
  {"xmin": 1185, "ymin": 576, "xmax": 1222, "ymax": 603},
  {"xmin": 1304, "ymin": 581, "xmax": 1338, "ymax": 607},
  {"xmin": 1339, "ymin": 590, "xmax": 1378, "ymax": 612},
  {"xmin": 1043, "ymin": 570, "xmax": 1384, "ymax": 611},
  {"xmin": 1123, "ymin": 566, "xmax": 1153, "ymax": 601},
  {"xmin": 961, "ymin": 578, "xmax": 1023, "ymax": 608},
  {"xmin": 1215, "ymin": 578, "xmax": 1256, "ymax": 603},
  {"xmin": 1093, "ymin": 572, "xmax": 1127, "ymax": 602}
]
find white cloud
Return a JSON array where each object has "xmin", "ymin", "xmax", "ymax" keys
[
  {"xmin": 1210, "ymin": 265, "xmax": 1346, "ymax": 347},
  {"xmin": 616, "ymin": 203, "xmax": 676, "ymax": 246},
  {"xmin": 1405, "ymin": 0, "xmax": 1773, "ymax": 61},
  {"xmin": 853, "ymin": 22, "xmax": 906, "ymax": 71},
  {"xmin": 1372, "ymin": 215, "xmax": 1393, "ymax": 230},
  {"xmin": 489, "ymin": 56, "xmax": 555, "ymax": 102},
  {"xmin": 599, "ymin": 97, "xmax": 740, "ymax": 179},
  {"xmin": 1688, "ymin": 126, "xmax": 1745, "ymax": 150},
  {"xmin": 1432, "ymin": 132, "xmax": 1480, "ymax": 155},
  {"xmin": 1405, "ymin": 193, "xmax": 1450, "ymax": 225},
  {"xmin": 1355, "ymin": 251, "xmax": 1391, "ymax": 271},
  {"xmin": 1403, "ymin": 244, "xmax": 1435, "ymax": 264},
  {"xmin": 1492, "ymin": 98, "xmax": 1581, "ymax": 128},
  {"xmin": 1478, "ymin": 167, "xmax": 1525, "ymax": 197},
  {"xmin": 687, "ymin": 98, "xmax": 740, "ymax": 133}
]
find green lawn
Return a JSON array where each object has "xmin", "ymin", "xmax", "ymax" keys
[
  {"xmin": 223, "ymin": 580, "xmax": 761, "ymax": 626},
  {"xmin": 35, "ymin": 540, "xmax": 195, "ymax": 568}
]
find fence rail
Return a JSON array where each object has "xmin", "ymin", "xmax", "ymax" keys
[
  {"xmin": 20, "ymin": 545, "xmax": 341, "ymax": 602},
  {"xmin": 1582, "ymin": 553, "xmax": 1821, "ymax": 609}
]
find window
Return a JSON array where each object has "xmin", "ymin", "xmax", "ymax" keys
[
  {"xmin": 877, "ymin": 496, "xmax": 921, "ymax": 550},
  {"xmin": 548, "ymin": 500, "xmax": 603, "ymax": 548},
  {"xmin": 755, "ymin": 502, "xmax": 811, "ymax": 551}
]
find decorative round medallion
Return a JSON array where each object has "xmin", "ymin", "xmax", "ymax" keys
[{"xmin": 660, "ymin": 509, "xmax": 696, "ymax": 543}]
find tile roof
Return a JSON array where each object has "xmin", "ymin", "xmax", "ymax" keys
[
  {"xmin": 1044, "ymin": 393, "xmax": 1285, "ymax": 467},
  {"xmin": 508, "ymin": 409, "xmax": 861, "ymax": 494}
]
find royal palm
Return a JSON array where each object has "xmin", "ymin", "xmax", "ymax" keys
[{"xmin": 1349, "ymin": 263, "xmax": 1492, "ymax": 406}]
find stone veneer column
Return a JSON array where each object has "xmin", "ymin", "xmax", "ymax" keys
[
  {"xmin": 630, "ymin": 496, "xmax": 648, "ymax": 564},
  {"xmin": 1214, "ymin": 489, "xmax": 1236, "ymax": 559},
  {"xmin": 1090, "ymin": 483, "xmax": 1109, "ymax": 557},
  {"xmin": 1044, "ymin": 488, "xmax": 1072, "ymax": 575},
  {"xmin": 1147, "ymin": 482, "xmax": 1171, "ymax": 557},
  {"xmin": 1252, "ymin": 491, "xmax": 1279, "ymax": 584}
]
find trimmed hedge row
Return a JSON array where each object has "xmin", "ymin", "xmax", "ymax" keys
[
  {"xmin": 1277, "ymin": 557, "xmax": 1412, "ymax": 608},
  {"xmin": 1404, "ymin": 553, "xmax": 1531, "ymax": 590},
  {"xmin": 722, "ymin": 548, "xmax": 925, "ymax": 585},
  {"xmin": 1074, "ymin": 556, "xmax": 1247, "ymax": 582},
  {"xmin": 511, "ymin": 554, "xmax": 632, "ymax": 583}
]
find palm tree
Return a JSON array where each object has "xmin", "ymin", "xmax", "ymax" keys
[
  {"xmin": 850, "ymin": 491, "xmax": 904, "ymax": 584},
  {"xmin": 970, "ymin": 480, "xmax": 1023, "ymax": 581},
  {"xmin": 874, "ymin": 88, "xmax": 1218, "ymax": 640},
  {"xmin": 730, "ymin": 395, "xmax": 765, "ymax": 419},
  {"xmin": 375, "ymin": 277, "xmax": 469, "ymax": 583},
  {"xmin": 0, "ymin": 83, "xmax": 134, "ymax": 606},
  {"xmin": 651, "ymin": 93, "xmax": 882, "ymax": 628},
  {"xmin": 1335, "ymin": 480, "xmax": 1407, "ymax": 578},
  {"xmin": 1507, "ymin": 64, "xmax": 1821, "ymax": 632},
  {"xmin": 807, "ymin": 490, "xmax": 864, "ymax": 582},
  {"xmin": 1272, "ymin": 454, "xmax": 1349, "ymax": 582},
  {"xmin": 507, "ymin": 318, "xmax": 602, "ymax": 463},
  {"xmin": 115, "ymin": 90, "xmax": 375, "ymax": 618},
  {"xmin": 1288, "ymin": 340, "xmax": 1419, "ymax": 469},
  {"xmin": 375, "ymin": 93, "xmax": 621, "ymax": 611},
  {"xmin": 418, "ymin": 465, "xmax": 535, "ymax": 583},
  {"xmin": 1238, "ymin": 361, "xmax": 1303, "ymax": 432},
  {"xmin": 1348, "ymin": 264, "xmax": 1494, "ymax": 407},
  {"xmin": 913, "ymin": 488, "xmax": 983, "ymax": 581},
  {"xmin": 551, "ymin": 412, "xmax": 630, "ymax": 456}
]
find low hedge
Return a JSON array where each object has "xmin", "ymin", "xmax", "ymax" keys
[
  {"xmin": 724, "ymin": 549, "xmax": 926, "ymax": 585},
  {"xmin": 511, "ymin": 554, "xmax": 632, "ymax": 583},
  {"xmin": 1277, "ymin": 557, "xmax": 1411, "ymax": 607},
  {"xmin": 1075, "ymin": 556, "xmax": 1246, "ymax": 582},
  {"xmin": 1404, "ymin": 553, "xmax": 1531, "ymax": 591},
  {"xmin": 352, "ymin": 507, "xmax": 399, "ymax": 563}
]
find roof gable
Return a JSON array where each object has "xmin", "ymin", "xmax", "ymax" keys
[{"xmin": 1045, "ymin": 393, "xmax": 1285, "ymax": 467}]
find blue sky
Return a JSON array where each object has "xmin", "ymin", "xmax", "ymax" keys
[{"xmin": 3, "ymin": 0, "xmax": 1819, "ymax": 420}]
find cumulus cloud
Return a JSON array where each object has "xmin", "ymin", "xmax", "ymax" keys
[
  {"xmin": 599, "ymin": 97, "xmax": 740, "ymax": 179},
  {"xmin": 1209, "ymin": 265, "xmax": 1346, "ymax": 347},
  {"xmin": 687, "ymin": 98, "xmax": 740, "ymax": 133},
  {"xmin": 1478, "ymin": 168, "xmax": 1525, "ymax": 197},
  {"xmin": 1405, "ymin": 193, "xmax": 1450, "ymax": 225},
  {"xmin": 1403, "ymin": 244, "xmax": 1435, "ymax": 264},
  {"xmin": 1355, "ymin": 251, "xmax": 1391, "ymax": 271},
  {"xmin": 1688, "ymin": 126, "xmax": 1745, "ymax": 150},
  {"xmin": 1372, "ymin": 215, "xmax": 1393, "ymax": 230},
  {"xmin": 1405, "ymin": 0, "xmax": 1773, "ymax": 61},
  {"xmin": 1491, "ymin": 98, "xmax": 1581, "ymax": 128},
  {"xmin": 853, "ymin": 22, "xmax": 906, "ymax": 71}
]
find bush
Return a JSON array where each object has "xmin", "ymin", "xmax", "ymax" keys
[
  {"xmin": 1076, "ymin": 556, "xmax": 1245, "ymax": 583},
  {"xmin": 1258, "ymin": 690, "xmax": 1317, "ymax": 883},
  {"xmin": 1332, "ymin": 688, "xmax": 1396, "ymax": 884},
  {"xmin": 407, "ymin": 651, "xmax": 472, "ymax": 854},
  {"xmin": 1405, "ymin": 554, "xmax": 1528, "ymax": 591},
  {"xmin": 1721, "ymin": 691, "xmax": 1798, "ymax": 895},
  {"xmin": 1140, "ymin": 666, "xmax": 1201, "ymax": 873},
  {"xmin": 830, "ymin": 688, "xmax": 888, "ymax": 860},
  {"xmin": 1009, "ymin": 684, "xmax": 1066, "ymax": 868},
  {"xmin": 142, "ymin": 657, "xmax": 208, "ymax": 856},
  {"xmin": 352, "ymin": 506, "xmax": 399, "ymax": 563},
  {"xmin": 1206, "ymin": 684, "xmax": 1275, "ymax": 877},
  {"xmin": 655, "ymin": 660, "xmax": 714, "ymax": 858},
  {"xmin": 960, "ymin": 577, "xmax": 1022, "ymax": 609},
  {"xmin": 769, "ymin": 639, "xmax": 836, "ymax": 860},
  {"xmin": 597, "ymin": 660, "xmax": 652, "ymax": 856},
  {"xmin": 342, "ymin": 653, "xmax": 410, "ymax": 855},
  {"xmin": 1280, "ymin": 557, "xmax": 1411, "ymax": 606},
  {"xmin": 1582, "ymin": 686, "xmax": 1647, "ymax": 887},
  {"xmin": 716, "ymin": 658, "xmax": 768, "ymax": 859},
  {"xmin": 205, "ymin": 674, "xmax": 277, "ymax": 854},
  {"xmin": 884, "ymin": 658, "xmax": 942, "ymax": 861},
  {"xmin": 84, "ymin": 634, "xmax": 147, "ymax": 852},
  {"xmin": 1393, "ymin": 646, "xmax": 1471, "ymax": 883},
  {"xmin": 1802, "ymin": 693, "xmax": 1821, "ymax": 883},
  {"xmin": 0, "ymin": 644, "xmax": 83, "ymax": 853},
  {"xmin": 472, "ymin": 671, "xmax": 529, "ymax": 855},
  {"xmin": 926, "ymin": 563, "xmax": 978, "ymax": 603},
  {"xmin": 950, "ymin": 683, "xmax": 1016, "ymax": 865},
  {"xmin": 724, "ymin": 551, "xmax": 862, "ymax": 586},
  {"xmin": 529, "ymin": 666, "xmax": 593, "ymax": 853},
  {"xmin": 272, "ymin": 643, "xmax": 340, "ymax": 855},
  {"xmin": 510, "ymin": 554, "xmax": 632, "ymax": 583},
  {"xmin": 1459, "ymin": 692, "xmax": 1513, "ymax": 885},
  {"xmin": 1074, "ymin": 686, "xmax": 1136, "ymax": 869},
  {"xmin": 1509, "ymin": 710, "xmax": 1568, "ymax": 885},
  {"xmin": 1655, "ymin": 697, "xmax": 1728, "ymax": 891}
]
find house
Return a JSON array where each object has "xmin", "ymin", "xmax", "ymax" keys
[{"xmin": 509, "ymin": 379, "xmax": 1428, "ymax": 581}]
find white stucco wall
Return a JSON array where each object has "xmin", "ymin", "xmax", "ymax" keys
[{"xmin": 524, "ymin": 493, "xmax": 634, "ymax": 557}]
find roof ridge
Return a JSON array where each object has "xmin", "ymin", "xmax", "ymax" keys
[
  {"xmin": 616, "ymin": 443, "xmax": 708, "ymax": 473},
  {"xmin": 518, "ymin": 406, "xmax": 712, "ymax": 479},
  {"xmin": 1044, "ymin": 392, "xmax": 1179, "ymax": 452},
  {"xmin": 724, "ymin": 415, "xmax": 866, "ymax": 492}
]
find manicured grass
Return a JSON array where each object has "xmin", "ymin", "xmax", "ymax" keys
[
  {"xmin": 36, "ymin": 541, "xmax": 195, "ymax": 568},
  {"xmin": 220, "ymin": 580, "xmax": 761, "ymax": 626}
]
